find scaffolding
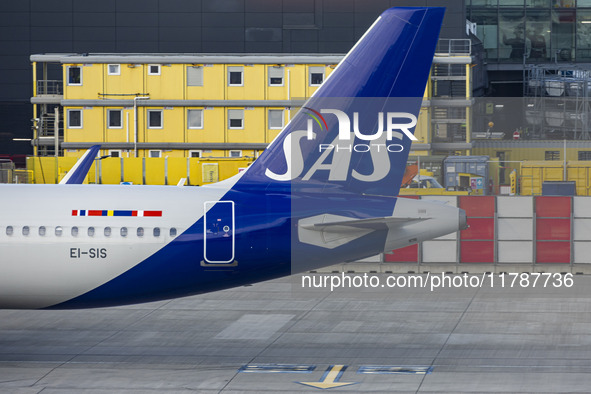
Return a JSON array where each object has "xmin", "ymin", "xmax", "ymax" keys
[{"xmin": 525, "ymin": 64, "xmax": 591, "ymax": 140}]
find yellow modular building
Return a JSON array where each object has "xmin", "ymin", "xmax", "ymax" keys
[{"xmin": 29, "ymin": 41, "xmax": 474, "ymax": 183}]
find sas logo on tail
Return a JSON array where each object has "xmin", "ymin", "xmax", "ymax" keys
[
  {"xmin": 304, "ymin": 107, "xmax": 328, "ymax": 132},
  {"xmin": 265, "ymin": 108, "xmax": 418, "ymax": 183}
]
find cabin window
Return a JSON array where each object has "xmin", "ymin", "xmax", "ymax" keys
[
  {"xmin": 170, "ymin": 228, "xmax": 177, "ymax": 237},
  {"xmin": 71, "ymin": 226, "xmax": 79, "ymax": 237},
  {"xmin": 55, "ymin": 226, "xmax": 63, "ymax": 236},
  {"xmin": 120, "ymin": 227, "xmax": 128, "ymax": 237},
  {"xmin": 6, "ymin": 226, "xmax": 13, "ymax": 236},
  {"xmin": 39, "ymin": 226, "xmax": 46, "ymax": 236},
  {"xmin": 153, "ymin": 227, "xmax": 160, "ymax": 237},
  {"xmin": 137, "ymin": 227, "xmax": 144, "ymax": 237},
  {"xmin": 88, "ymin": 227, "xmax": 95, "ymax": 237},
  {"xmin": 22, "ymin": 226, "xmax": 30, "ymax": 236}
]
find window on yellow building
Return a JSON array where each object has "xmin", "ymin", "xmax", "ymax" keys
[
  {"xmin": 268, "ymin": 109, "xmax": 284, "ymax": 129},
  {"xmin": 309, "ymin": 66, "xmax": 324, "ymax": 86},
  {"xmin": 228, "ymin": 66, "xmax": 243, "ymax": 86},
  {"xmin": 149, "ymin": 150, "xmax": 162, "ymax": 158},
  {"xmin": 188, "ymin": 109, "xmax": 203, "ymax": 129},
  {"xmin": 545, "ymin": 151, "xmax": 560, "ymax": 160},
  {"xmin": 109, "ymin": 150, "xmax": 122, "ymax": 158},
  {"xmin": 108, "ymin": 64, "xmax": 120, "ymax": 75},
  {"xmin": 187, "ymin": 66, "xmax": 203, "ymax": 86},
  {"xmin": 579, "ymin": 151, "xmax": 591, "ymax": 160},
  {"xmin": 228, "ymin": 109, "xmax": 244, "ymax": 129},
  {"xmin": 189, "ymin": 150, "xmax": 202, "ymax": 158},
  {"xmin": 229, "ymin": 150, "xmax": 242, "ymax": 158},
  {"xmin": 148, "ymin": 64, "xmax": 161, "ymax": 75},
  {"xmin": 107, "ymin": 109, "xmax": 122, "ymax": 128},
  {"xmin": 268, "ymin": 66, "xmax": 284, "ymax": 86},
  {"xmin": 67, "ymin": 109, "xmax": 82, "ymax": 128},
  {"xmin": 67, "ymin": 66, "xmax": 82, "ymax": 85},
  {"xmin": 147, "ymin": 110, "xmax": 162, "ymax": 128}
]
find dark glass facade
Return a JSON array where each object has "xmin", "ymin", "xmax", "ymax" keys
[{"xmin": 468, "ymin": 0, "xmax": 591, "ymax": 63}]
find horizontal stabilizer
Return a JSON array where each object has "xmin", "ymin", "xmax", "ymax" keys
[
  {"xmin": 298, "ymin": 213, "xmax": 429, "ymax": 249},
  {"xmin": 301, "ymin": 216, "xmax": 429, "ymax": 231}
]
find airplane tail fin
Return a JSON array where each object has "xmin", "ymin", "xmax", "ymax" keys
[
  {"xmin": 59, "ymin": 145, "xmax": 100, "ymax": 185},
  {"xmin": 234, "ymin": 7, "xmax": 444, "ymax": 196}
]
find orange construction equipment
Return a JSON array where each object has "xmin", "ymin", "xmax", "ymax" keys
[{"xmin": 401, "ymin": 165, "xmax": 418, "ymax": 188}]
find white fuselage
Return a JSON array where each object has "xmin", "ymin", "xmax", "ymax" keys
[{"xmin": 0, "ymin": 180, "xmax": 235, "ymax": 308}]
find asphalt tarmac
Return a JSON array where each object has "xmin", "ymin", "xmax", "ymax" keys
[{"xmin": 1, "ymin": 271, "xmax": 591, "ymax": 393}]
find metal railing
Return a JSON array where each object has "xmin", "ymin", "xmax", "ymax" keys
[
  {"xmin": 435, "ymin": 39, "xmax": 471, "ymax": 56},
  {"xmin": 0, "ymin": 161, "xmax": 32, "ymax": 184},
  {"xmin": 36, "ymin": 80, "xmax": 62, "ymax": 96},
  {"xmin": 38, "ymin": 115, "xmax": 62, "ymax": 137}
]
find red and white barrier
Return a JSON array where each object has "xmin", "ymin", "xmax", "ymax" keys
[
  {"xmin": 574, "ymin": 197, "xmax": 591, "ymax": 264},
  {"xmin": 386, "ymin": 195, "xmax": 589, "ymax": 265},
  {"xmin": 422, "ymin": 196, "xmax": 458, "ymax": 263},
  {"xmin": 497, "ymin": 196, "xmax": 533, "ymax": 263}
]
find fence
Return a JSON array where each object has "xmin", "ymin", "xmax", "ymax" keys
[
  {"xmin": 435, "ymin": 39, "xmax": 471, "ymax": 56},
  {"xmin": 36, "ymin": 80, "xmax": 62, "ymax": 95},
  {"xmin": 26, "ymin": 156, "xmax": 255, "ymax": 185}
]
